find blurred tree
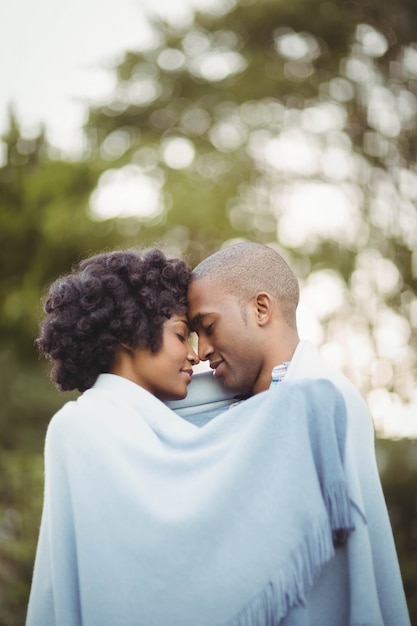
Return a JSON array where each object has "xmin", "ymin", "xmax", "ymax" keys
[
  {"xmin": 0, "ymin": 110, "xmax": 122, "ymax": 363},
  {"xmin": 83, "ymin": 0, "xmax": 417, "ymax": 416},
  {"xmin": 376, "ymin": 437, "xmax": 417, "ymax": 617}
]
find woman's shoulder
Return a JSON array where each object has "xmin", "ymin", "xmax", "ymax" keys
[{"xmin": 46, "ymin": 393, "xmax": 93, "ymax": 439}]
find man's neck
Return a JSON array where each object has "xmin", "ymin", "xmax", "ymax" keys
[{"xmin": 252, "ymin": 336, "xmax": 299, "ymax": 394}]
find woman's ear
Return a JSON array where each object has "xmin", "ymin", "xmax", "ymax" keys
[{"xmin": 254, "ymin": 292, "xmax": 273, "ymax": 326}]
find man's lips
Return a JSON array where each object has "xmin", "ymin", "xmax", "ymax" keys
[{"xmin": 210, "ymin": 360, "xmax": 225, "ymax": 377}]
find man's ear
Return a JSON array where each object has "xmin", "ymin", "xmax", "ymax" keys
[{"xmin": 254, "ymin": 292, "xmax": 273, "ymax": 326}]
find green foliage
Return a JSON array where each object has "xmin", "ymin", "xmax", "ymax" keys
[
  {"xmin": 376, "ymin": 438, "xmax": 417, "ymax": 618},
  {"xmin": 0, "ymin": 451, "xmax": 44, "ymax": 626},
  {"xmin": 84, "ymin": 0, "xmax": 417, "ymax": 287},
  {"xmin": 0, "ymin": 118, "xmax": 126, "ymax": 361}
]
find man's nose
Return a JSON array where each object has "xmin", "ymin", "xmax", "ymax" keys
[
  {"xmin": 197, "ymin": 336, "xmax": 213, "ymax": 361},
  {"xmin": 188, "ymin": 345, "xmax": 200, "ymax": 365}
]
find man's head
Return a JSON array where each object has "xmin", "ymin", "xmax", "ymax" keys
[{"xmin": 187, "ymin": 242, "xmax": 300, "ymax": 395}]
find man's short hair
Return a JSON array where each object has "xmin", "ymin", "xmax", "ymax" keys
[{"xmin": 192, "ymin": 242, "xmax": 299, "ymax": 328}]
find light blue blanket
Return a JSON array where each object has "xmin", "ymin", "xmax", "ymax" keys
[{"xmin": 26, "ymin": 372, "xmax": 392, "ymax": 625}]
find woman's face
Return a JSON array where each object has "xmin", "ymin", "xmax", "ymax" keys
[{"xmin": 113, "ymin": 314, "xmax": 199, "ymax": 401}]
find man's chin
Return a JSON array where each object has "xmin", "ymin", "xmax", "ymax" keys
[
  {"xmin": 213, "ymin": 363, "xmax": 253, "ymax": 395},
  {"xmin": 221, "ymin": 374, "xmax": 249, "ymax": 395}
]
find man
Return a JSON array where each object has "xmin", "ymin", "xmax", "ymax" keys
[
  {"xmin": 184, "ymin": 241, "xmax": 410, "ymax": 625},
  {"xmin": 188, "ymin": 241, "xmax": 300, "ymax": 396}
]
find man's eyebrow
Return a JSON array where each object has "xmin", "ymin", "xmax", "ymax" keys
[{"xmin": 189, "ymin": 312, "xmax": 211, "ymax": 328}]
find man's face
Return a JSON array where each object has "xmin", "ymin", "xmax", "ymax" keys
[{"xmin": 187, "ymin": 278, "xmax": 264, "ymax": 394}]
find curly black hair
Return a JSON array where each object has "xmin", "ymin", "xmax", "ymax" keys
[{"xmin": 36, "ymin": 249, "xmax": 191, "ymax": 392}]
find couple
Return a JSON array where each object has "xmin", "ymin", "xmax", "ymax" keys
[{"xmin": 26, "ymin": 243, "xmax": 410, "ymax": 626}]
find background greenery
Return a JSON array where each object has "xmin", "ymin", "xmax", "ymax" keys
[{"xmin": 1, "ymin": 0, "xmax": 416, "ymax": 623}]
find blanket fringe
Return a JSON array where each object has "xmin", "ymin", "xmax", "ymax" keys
[
  {"xmin": 323, "ymin": 481, "xmax": 355, "ymax": 546},
  {"xmin": 226, "ymin": 516, "xmax": 335, "ymax": 625}
]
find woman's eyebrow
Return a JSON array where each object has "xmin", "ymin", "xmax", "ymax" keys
[{"xmin": 173, "ymin": 318, "xmax": 191, "ymax": 329}]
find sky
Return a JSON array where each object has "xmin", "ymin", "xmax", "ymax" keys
[
  {"xmin": 0, "ymin": 0, "xmax": 215, "ymax": 152},
  {"xmin": 0, "ymin": 0, "xmax": 155, "ymax": 152}
]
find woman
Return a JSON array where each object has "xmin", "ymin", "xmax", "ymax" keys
[
  {"xmin": 27, "ymin": 248, "xmax": 357, "ymax": 626},
  {"xmin": 26, "ymin": 248, "xmax": 200, "ymax": 625}
]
